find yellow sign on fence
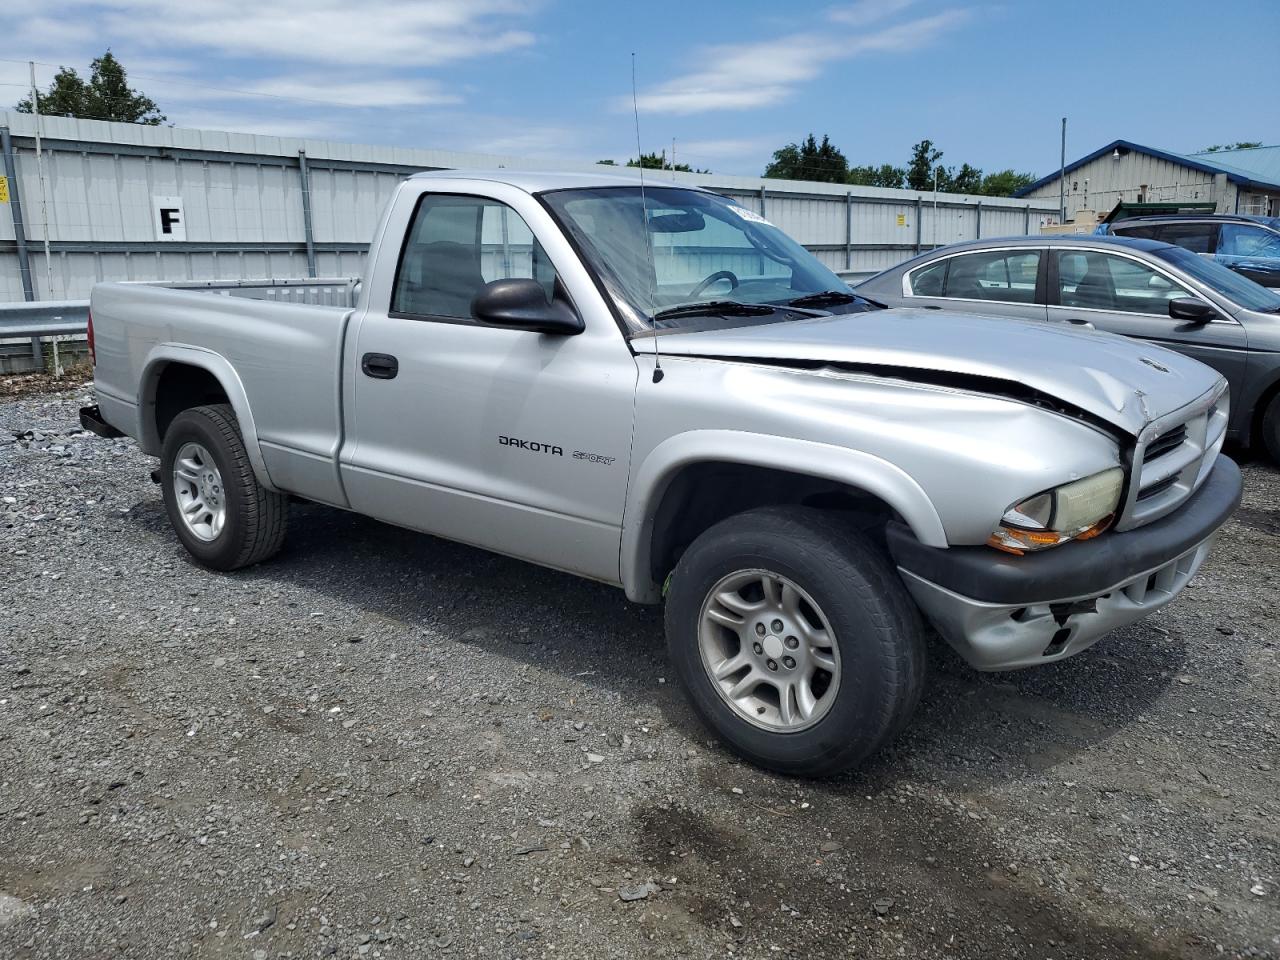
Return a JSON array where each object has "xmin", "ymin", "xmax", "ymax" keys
[
  {"xmin": 896, "ymin": 213, "xmax": 906, "ymax": 227},
  {"xmin": 0, "ymin": 176, "xmax": 9, "ymax": 204}
]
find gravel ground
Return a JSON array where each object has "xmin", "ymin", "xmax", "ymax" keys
[{"xmin": 1, "ymin": 385, "xmax": 1277, "ymax": 960}]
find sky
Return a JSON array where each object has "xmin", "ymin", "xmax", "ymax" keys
[{"xmin": 2, "ymin": 0, "xmax": 1278, "ymax": 179}]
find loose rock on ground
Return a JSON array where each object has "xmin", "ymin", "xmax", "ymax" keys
[{"xmin": 1, "ymin": 384, "xmax": 1277, "ymax": 959}]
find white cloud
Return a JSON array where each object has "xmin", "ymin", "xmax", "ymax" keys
[
  {"xmin": 630, "ymin": 9, "xmax": 969, "ymax": 115},
  {"xmin": 844, "ymin": 10, "xmax": 970, "ymax": 53},
  {"xmin": 455, "ymin": 122, "xmax": 587, "ymax": 162},
  {"xmin": 95, "ymin": 0, "xmax": 536, "ymax": 67},
  {"xmin": 168, "ymin": 109, "xmax": 344, "ymax": 140},
  {"xmin": 827, "ymin": 0, "xmax": 917, "ymax": 26},
  {"xmin": 675, "ymin": 137, "xmax": 777, "ymax": 159},
  {"xmin": 243, "ymin": 77, "xmax": 461, "ymax": 109},
  {"xmin": 2, "ymin": 0, "xmax": 534, "ymax": 139},
  {"xmin": 632, "ymin": 35, "xmax": 843, "ymax": 114}
]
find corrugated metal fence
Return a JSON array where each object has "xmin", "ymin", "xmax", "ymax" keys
[{"xmin": 1, "ymin": 110, "xmax": 1060, "ymax": 303}]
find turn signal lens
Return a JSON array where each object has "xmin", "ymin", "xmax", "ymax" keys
[{"xmin": 987, "ymin": 515, "xmax": 1113, "ymax": 555}]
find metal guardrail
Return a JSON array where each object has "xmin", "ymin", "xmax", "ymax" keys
[
  {"xmin": 0, "ymin": 278, "xmax": 363, "ymax": 340},
  {"xmin": 0, "ymin": 300, "xmax": 90, "ymax": 338}
]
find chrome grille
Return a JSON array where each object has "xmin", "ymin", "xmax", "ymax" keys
[
  {"xmin": 1144, "ymin": 424, "xmax": 1187, "ymax": 462},
  {"xmin": 1136, "ymin": 474, "xmax": 1178, "ymax": 502},
  {"xmin": 1116, "ymin": 384, "xmax": 1228, "ymax": 531}
]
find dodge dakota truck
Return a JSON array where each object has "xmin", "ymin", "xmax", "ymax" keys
[{"xmin": 81, "ymin": 171, "xmax": 1242, "ymax": 775}]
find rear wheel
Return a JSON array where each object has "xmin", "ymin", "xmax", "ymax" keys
[
  {"xmin": 1261, "ymin": 393, "xmax": 1280, "ymax": 465},
  {"xmin": 664, "ymin": 506, "xmax": 926, "ymax": 776},
  {"xmin": 160, "ymin": 404, "xmax": 287, "ymax": 570}
]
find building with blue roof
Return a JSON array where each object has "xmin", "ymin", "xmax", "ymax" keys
[{"xmin": 1015, "ymin": 140, "xmax": 1280, "ymax": 222}]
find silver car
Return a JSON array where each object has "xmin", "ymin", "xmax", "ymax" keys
[{"xmin": 857, "ymin": 235, "xmax": 1280, "ymax": 462}]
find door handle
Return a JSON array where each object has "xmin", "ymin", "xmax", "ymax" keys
[
  {"xmin": 361, "ymin": 352, "xmax": 399, "ymax": 379},
  {"xmin": 1062, "ymin": 317, "xmax": 1095, "ymax": 329}
]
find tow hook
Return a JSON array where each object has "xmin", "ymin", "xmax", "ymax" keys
[
  {"xmin": 1038, "ymin": 600, "xmax": 1100, "ymax": 659},
  {"xmin": 1050, "ymin": 599, "xmax": 1098, "ymax": 627}
]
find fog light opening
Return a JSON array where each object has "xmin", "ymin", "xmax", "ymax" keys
[{"xmin": 1042, "ymin": 628, "xmax": 1072, "ymax": 658}]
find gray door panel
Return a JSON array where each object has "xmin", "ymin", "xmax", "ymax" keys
[
  {"xmin": 340, "ymin": 189, "xmax": 639, "ymax": 584},
  {"xmin": 343, "ymin": 319, "xmax": 638, "ymax": 582}
]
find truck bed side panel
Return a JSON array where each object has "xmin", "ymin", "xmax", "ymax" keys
[{"xmin": 90, "ymin": 282, "xmax": 351, "ymax": 506}]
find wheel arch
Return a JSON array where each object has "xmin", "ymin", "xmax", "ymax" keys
[
  {"xmin": 621, "ymin": 431, "xmax": 948, "ymax": 603},
  {"xmin": 1248, "ymin": 370, "xmax": 1280, "ymax": 450},
  {"xmin": 139, "ymin": 345, "xmax": 277, "ymax": 491}
]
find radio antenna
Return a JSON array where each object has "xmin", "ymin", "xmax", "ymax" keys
[{"xmin": 632, "ymin": 52, "xmax": 664, "ymax": 383}]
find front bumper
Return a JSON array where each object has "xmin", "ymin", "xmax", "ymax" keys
[{"xmin": 888, "ymin": 455, "xmax": 1242, "ymax": 670}]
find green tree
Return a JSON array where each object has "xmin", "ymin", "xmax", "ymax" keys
[
  {"xmin": 906, "ymin": 139, "xmax": 943, "ymax": 191},
  {"xmin": 764, "ymin": 134, "xmax": 848, "ymax": 183},
  {"xmin": 625, "ymin": 151, "xmax": 707, "ymax": 173},
  {"xmin": 14, "ymin": 67, "xmax": 90, "ymax": 117},
  {"xmin": 946, "ymin": 163, "xmax": 984, "ymax": 194},
  {"xmin": 1203, "ymin": 141, "xmax": 1262, "ymax": 153},
  {"xmin": 979, "ymin": 169, "xmax": 1036, "ymax": 196},
  {"xmin": 16, "ymin": 51, "xmax": 165, "ymax": 124},
  {"xmin": 763, "ymin": 134, "xmax": 1033, "ymax": 196},
  {"xmin": 847, "ymin": 163, "xmax": 906, "ymax": 188}
]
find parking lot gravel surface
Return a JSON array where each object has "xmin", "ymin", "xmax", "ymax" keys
[{"xmin": 2, "ymin": 384, "xmax": 1277, "ymax": 960}]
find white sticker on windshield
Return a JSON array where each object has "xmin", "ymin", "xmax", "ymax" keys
[{"xmin": 726, "ymin": 205, "xmax": 772, "ymax": 226}]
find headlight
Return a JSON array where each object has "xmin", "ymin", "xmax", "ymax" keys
[{"xmin": 987, "ymin": 468, "xmax": 1123, "ymax": 554}]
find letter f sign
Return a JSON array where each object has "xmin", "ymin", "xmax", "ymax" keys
[{"xmin": 152, "ymin": 196, "xmax": 187, "ymax": 241}]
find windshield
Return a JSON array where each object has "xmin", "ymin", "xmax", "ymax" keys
[
  {"xmin": 540, "ymin": 186, "xmax": 875, "ymax": 331},
  {"xmin": 1155, "ymin": 246, "xmax": 1280, "ymax": 313}
]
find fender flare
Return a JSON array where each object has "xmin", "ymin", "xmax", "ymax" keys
[
  {"xmin": 137, "ymin": 343, "xmax": 278, "ymax": 491},
  {"xmin": 620, "ymin": 429, "xmax": 949, "ymax": 603}
]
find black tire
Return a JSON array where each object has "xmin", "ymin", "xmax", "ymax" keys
[
  {"xmin": 160, "ymin": 403, "xmax": 287, "ymax": 571},
  {"xmin": 1262, "ymin": 393, "xmax": 1280, "ymax": 466},
  {"xmin": 664, "ymin": 506, "xmax": 926, "ymax": 777}
]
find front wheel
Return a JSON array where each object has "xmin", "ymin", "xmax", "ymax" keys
[
  {"xmin": 160, "ymin": 403, "xmax": 287, "ymax": 571},
  {"xmin": 664, "ymin": 506, "xmax": 925, "ymax": 776},
  {"xmin": 1261, "ymin": 392, "xmax": 1280, "ymax": 465}
]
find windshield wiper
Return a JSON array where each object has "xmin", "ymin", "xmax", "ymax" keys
[
  {"xmin": 651, "ymin": 300, "xmax": 780, "ymax": 322},
  {"xmin": 785, "ymin": 290, "xmax": 859, "ymax": 308}
]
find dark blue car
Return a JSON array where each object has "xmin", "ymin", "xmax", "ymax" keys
[{"xmin": 1101, "ymin": 214, "xmax": 1280, "ymax": 287}]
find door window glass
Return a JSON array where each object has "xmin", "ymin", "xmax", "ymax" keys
[
  {"xmin": 1111, "ymin": 223, "xmax": 1161, "ymax": 240},
  {"xmin": 1056, "ymin": 251, "xmax": 1192, "ymax": 314},
  {"xmin": 392, "ymin": 195, "xmax": 557, "ymax": 319},
  {"xmin": 907, "ymin": 260, "xmax": 947, "ymax": 296},
  {"xmin": 1155, "ymin": 222, "xmax": 1216, "ymax": 254},
  {"xmin": 1218, "ymin": 223, "xmax": 1280, "ymax": 258},
  {"xmin": 908, "ymin": 250, "xmax": 1039, "ymax": 303}
]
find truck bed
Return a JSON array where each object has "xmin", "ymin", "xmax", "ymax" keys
[{"xmin": 91, "ymin": 278, "xmax": 360, "ymax": 507}]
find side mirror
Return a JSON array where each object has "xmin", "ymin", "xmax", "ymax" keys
[
  {"xmin": 1168, "ymin": 297, "xmax": 1216, "ymax": 324},
  {"xmin": 471, "ymin": 279, "xmax": 584, "ymax": 336}
]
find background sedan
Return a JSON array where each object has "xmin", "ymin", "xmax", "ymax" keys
[{"xmin": 1102, "ymin": 214, "xmax": 1280, "ymax": 288}]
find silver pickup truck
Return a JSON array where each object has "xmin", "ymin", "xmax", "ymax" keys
[{"xmin": 81, "ymin": 171, "xmax": 1242, "ymax": 775}]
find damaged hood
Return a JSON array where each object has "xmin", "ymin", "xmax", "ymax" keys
[{"xmin": 633, "ymin": 307, "xmax": 1224, "ymax": 435}]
